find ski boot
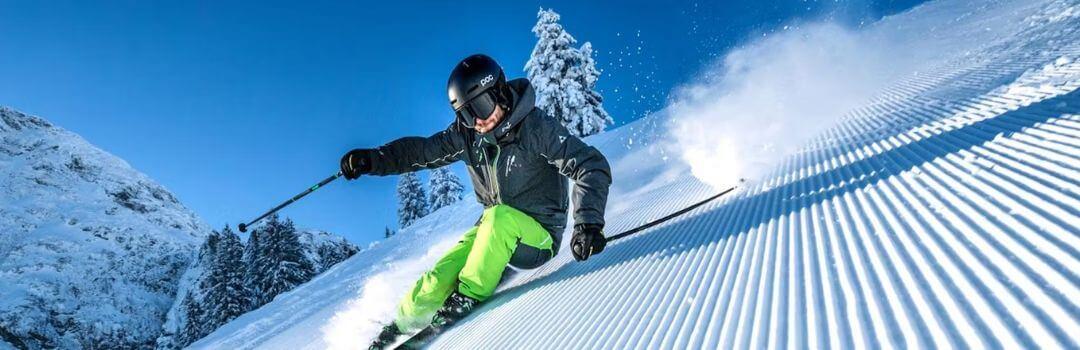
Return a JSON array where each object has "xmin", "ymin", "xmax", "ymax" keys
[
  {"xmin": 430, "ymin": 291, "xmax": 479, "ymax": 331},
  {"xmin": 394, "ymin": 293, "xmax": 481, "ymax": 349},
  {"xmin": 368, "ymin": 322, "xmax": 402, "ymax": 350}
]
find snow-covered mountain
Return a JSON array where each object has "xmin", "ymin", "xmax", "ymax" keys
[
  {"xmin": 0, "ymin": 107, "xmax": 363, "ymax": 349},
  {"xmin": 297, "ymin": 229, "xmax": 361, "ymax": 273},
  {"xmin": 0, "ymin": 107, "xmax": 210, "ymax": 349},
  {"xmin": 193, "ymin": 0, "xmax": 1079, "ymax": 348}
]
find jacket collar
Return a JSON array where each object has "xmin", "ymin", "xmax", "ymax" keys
[{"xmin": 476, "ymin": 78, "xmax": 534, "ymax": 145}]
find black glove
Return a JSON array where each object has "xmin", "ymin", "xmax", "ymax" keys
[
  {"xmin": 340, "ymin": 149, "xmax": 373, "ymax": 180},
  {"xmin": 571, "ymin": 224, "xmax": 606, "ymax": 261}
]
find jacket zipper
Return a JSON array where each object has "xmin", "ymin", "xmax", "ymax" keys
[{"xmin": 479, "ymin": 139, "xmax": 503, "ymax": 204}]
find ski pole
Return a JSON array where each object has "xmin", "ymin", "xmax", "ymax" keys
[
  {"xmin": 238, "ymin": 171, "xmax": 343, "ymax": 233},
  {"xmin": 606, "ymin": 184, "xmax": 739, "ymax": 242}
]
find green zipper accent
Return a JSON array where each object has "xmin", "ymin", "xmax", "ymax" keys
[{"xmin": 490, "ymin": 144, "xmax": 502, "ymax": 204}]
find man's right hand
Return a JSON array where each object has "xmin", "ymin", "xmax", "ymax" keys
[{"xmin": 340, "ymin": 149, "xmax": 373, "ymax": 180}]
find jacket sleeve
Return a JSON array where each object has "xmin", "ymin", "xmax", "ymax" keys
[
  {"xmin": 530, "ymin": 113, "xmax": 612, "ymax": 228},
  {"xmin": 368, "ymin": 122, "xmax": 469, "ymax": 175}
]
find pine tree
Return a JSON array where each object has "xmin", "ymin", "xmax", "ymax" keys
[
  {"xmin": 384, "ymin": 227, "xmax": 395, "ymax": 238},
  {"xmin": 178, "ymin": 293, "xmax": 203, "ymax": 346},
  {"xmin": 577, "ymin": 41, "xmax": 609, "ymax": 133},
  {"xmin": 241, "ymin": 224, "xmax": 263, "ymax": 309},
  {"xmin": 525, "ymin": 7, "xmax": 613, "ymax": 137},
  {"xmin": 271, "ymin": 217, "xmax": 315, "ymax": 297},
  {"xmin": 165, "ymin": 227, "xmax": 247, "ymax": 349},
  {"xmin": 246, "ymin": 216, "xmax": 278, "ymax": 308},
  {"xmin": 202, "ymin": 226, "xmax": 246, "ymax": 328},
  {"xmin": 251, "ymin": 216, "xmax": 314, "ymax": 306},
  {"xmin": 179, "ymin": 229, "xmax": 223, "ymax": 346},
  {"xmin": 396, "ymin": 172, "xmax": 429, "ymax": 228},
  {"xmin": 427, "ymin": 167, "xmax": 464, "ymax": 212}
]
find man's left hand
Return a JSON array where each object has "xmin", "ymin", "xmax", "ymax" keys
[{"xmin": 571, "ymin": 224, "xmax": 606, "ymax": 261}]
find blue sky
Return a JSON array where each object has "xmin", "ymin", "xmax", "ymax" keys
[{"xmin": 0, "ymin": 0, "xmax": 924, "ymax": 245}]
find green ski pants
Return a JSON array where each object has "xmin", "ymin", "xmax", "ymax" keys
[{"xmin": 394, "ymin": 204, "xmax": 554, "ymax": 331}]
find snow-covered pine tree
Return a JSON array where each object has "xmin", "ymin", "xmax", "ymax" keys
[
  {"xmin": 202, "ymin": 226, "xmax": 246, "ymax": 329},
  {"xmin": 160, "ymin": 227, "xmax": 246, "ymax": 349},
  {"xmin": 525, "ymin": 7, "xmax": 613, "ymax": 137},
  {"xmin": 427, "ymin": 167, "xmax": 464, "ymax": 212},
  {"xmin": 241, "ymin": 224, "xmax": 264, "ymax": 309},
  {"xmin": 155, "ymin": 229, "xmax": 218, "ymax": 349},
  {"xmin": 246, "ymin": 216, "xmax": 278, "ymax": 308},
  {"xmin": 396, "ymin": 171, "xmax": 429, "ymax": 228},
  {"xmin": 250, "ymin": 215, "xmax": 315, "ymax": 308},
  {"xmin": 178, "ymin": 293, "xmax": 203, "ymax": 346},
  {"xmin": 577, "ymin": 42, "xmax": 609, "ymax": 132},
  {"xmin": 176, "ymin": 230, "xmax": 221, "ymax": 347},
  {"xmin": 384, "ymin": 226, "xmax": 395, "ymax": 238}
]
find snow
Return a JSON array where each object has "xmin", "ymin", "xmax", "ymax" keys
[
  {"xmin": 192, "ymin": 0, "xmax": 1080, "ymax": 348},
  {"xmin": 0, "ymin": 107, "xmax": 210, "ymax": 348}
]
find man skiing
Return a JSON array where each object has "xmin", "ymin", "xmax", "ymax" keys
[{"xmin": 339, "ymin": 54, "xmax": 612, "ymax": 348}]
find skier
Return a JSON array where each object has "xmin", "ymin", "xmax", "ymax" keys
[{"xmin": 339, "ymin": 54, "xmax": 612, "ymax": 348}]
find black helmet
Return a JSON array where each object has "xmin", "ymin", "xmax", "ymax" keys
[{"xmin": 447, "ymin": 54, "xmax": 511, "ymax": 128}]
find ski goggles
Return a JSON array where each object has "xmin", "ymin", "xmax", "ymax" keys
[{"xmin": 455, "ymin": 90, "xmax": 499, "ymax": 128}]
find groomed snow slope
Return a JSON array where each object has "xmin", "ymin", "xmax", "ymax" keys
[{"xmin": 193, "ymin": 0, "xmax": 1080, "ymax": 348}]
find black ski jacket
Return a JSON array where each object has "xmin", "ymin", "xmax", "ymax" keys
[{"xmin": 367, "ymin": 78, "xmax": 611, "ymax": 251}]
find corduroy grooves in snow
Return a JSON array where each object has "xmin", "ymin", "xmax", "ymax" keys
[{"xmin": 192, "ymin": 0, "xmax": 1080, "ymax": 348}]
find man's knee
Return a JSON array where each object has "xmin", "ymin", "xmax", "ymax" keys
[
  {"xmin": 482, "ymin": 205, "xmax": 520, "ymax": 237},
  {"xmin": 486, "ymin": 204, "xmax": 517, "ymax": 221}
]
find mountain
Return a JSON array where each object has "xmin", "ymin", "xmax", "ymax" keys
[
  {"xmin": 298, "ymin": 229, "xmax": 362, "ymax": 273},
  {"xmin": 197, "ymin": 0, "xmax": 1077, "ymax": 348},
  {"xmin": 0, "ymin": 107, "xmax": 210, "ymax": 349},
  {"xmin": 0, "ymin": 107, "xmax": 363, "ymax": 349}
]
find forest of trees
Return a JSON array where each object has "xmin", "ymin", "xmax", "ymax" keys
[{"xmin": 156, "ymin": 216, "xmax": 358, "ymax": 349}]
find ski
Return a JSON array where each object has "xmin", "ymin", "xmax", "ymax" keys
[{"xmin": 390, "ymin": 325, "xmax": 441, "ymax": 350}]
